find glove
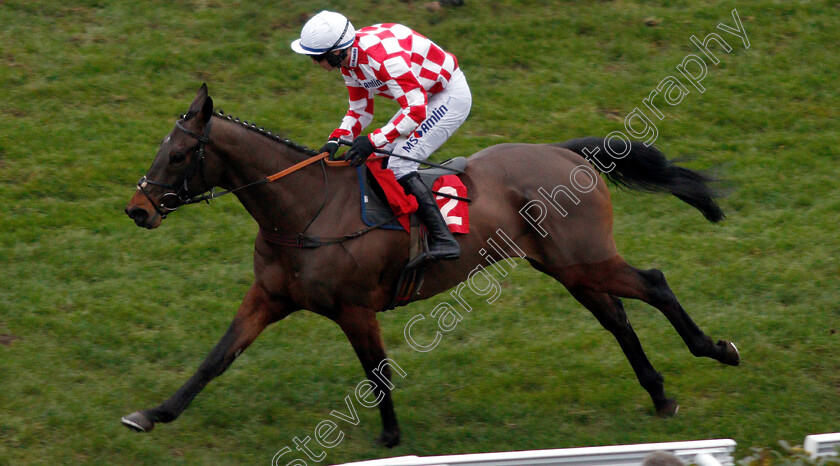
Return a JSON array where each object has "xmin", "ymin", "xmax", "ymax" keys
[
  {"xmin": 344, "ymin": 135, "xmax": 376, "ymax": 167},
  {"xmin": 319, "ymin": 138, "xmax": 339, "ymax": 159}
]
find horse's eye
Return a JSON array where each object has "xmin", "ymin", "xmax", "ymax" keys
[{"xmin": 170, "ymin": 152, "xmax": 186, "ymax": 164}]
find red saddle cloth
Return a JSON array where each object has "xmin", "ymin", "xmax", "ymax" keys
[{"xmin": 366, "ymin": 160, "xmax": 469, "ymax": 234}]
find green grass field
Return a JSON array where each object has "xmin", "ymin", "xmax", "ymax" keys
[{"xmin": 2, "ymin": 1, "xmax": 838, "ymax": 464}]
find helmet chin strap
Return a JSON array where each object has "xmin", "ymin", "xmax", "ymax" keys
[
  {"xmin": 323, "ymin": 18, "xmax": 350, "ymax": 68},
  {"xmin": 326, "ymin": 48, "xmax": 347, "ymax": 68}
]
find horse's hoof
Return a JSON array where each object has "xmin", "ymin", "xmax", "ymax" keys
[
  {"xmin": 655, "ymin": 398, "xmax": 679, "ymax": 418},
  {"xmin": 379, "ymin": 430, "xmax": 401, "ymax": 448},
  {"xmin": 718, "ymin": 340, "xmax": 740, "ymax": 366},
  {"xmin": 121, "ymin": 411, "xmax": 154, "ymax": 432}
]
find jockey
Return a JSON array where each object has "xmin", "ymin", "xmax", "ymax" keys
[{"xmin": 291, "ymin": 10, "xmax": 472, "ymax": 264}]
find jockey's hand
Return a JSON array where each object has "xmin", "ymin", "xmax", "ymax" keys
[
  {"xmin": 319, "ymin": 138, "xmax": 340, "ymax": 160},
  {"xmin": 345, "ymin": 135, "xmax": 376, "ymax": 167}
]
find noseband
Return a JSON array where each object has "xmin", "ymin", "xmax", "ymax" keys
[{"xmin": 136, "ymin": 118, "xmax": 213, "ymax": 219}]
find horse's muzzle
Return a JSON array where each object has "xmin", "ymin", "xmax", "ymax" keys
[
  {"xmin": 126, "ymin": 206, "xmax": 161, "ymax": 229},
  {"xmin": 125, "ymin": 192, "xmax": 162, "ymax": 229}
]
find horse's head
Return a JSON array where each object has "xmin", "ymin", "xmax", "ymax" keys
[{"xmin": 126, "ymin": 84, "xmax": 216, "ymax": 229}]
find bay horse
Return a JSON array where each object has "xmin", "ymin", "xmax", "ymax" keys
[{"xmin": 122, "ymin": 84, "xmax": 739, "ymax": 447}]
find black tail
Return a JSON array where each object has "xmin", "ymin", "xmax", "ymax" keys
[{"xmin": 555, "ymin": 137, "xmax": 725, "ymax": 223}]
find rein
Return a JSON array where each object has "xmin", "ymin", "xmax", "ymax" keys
[
  {"xmin": 138, "ymin": 117, "xmax": 351, "ymax": 214},
  {"xmin": 138, "ymin": 117, "xmax": 395, "ymax": 248},
  {"xmin": 184, "ymin": 149, "xmax": 339, "ymax": 205}
]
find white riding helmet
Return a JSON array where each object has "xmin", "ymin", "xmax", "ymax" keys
[{"xmin": 290, "ymin": 11, "xmax": 356, "ymax": 56}]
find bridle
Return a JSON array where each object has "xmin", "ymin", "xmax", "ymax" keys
[
  {"xmin": 136, "ymin": 118, "xmax": 214, "ymax": 219},
  {"xmin": 135, "ymin": 116, "xmax": 345, "ymax": 223}
]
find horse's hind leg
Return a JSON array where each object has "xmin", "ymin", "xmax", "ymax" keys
[
  {"xmin": 581, "ymin": 256, "xmax": 740, "ymax": 366},
  {"xmin": 121, "ymin": 283, "xmax": 292, "ymax": 432},
  {"xmin": 568, "ymin": 288, "xmax": 678, "ymax": 417}
]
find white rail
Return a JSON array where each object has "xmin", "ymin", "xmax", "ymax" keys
[
  {"xmin": 334, "ymin": 439, "xmax": 737, "ymax": 466},
  {"xmin": 804, "ymin": 433, "xmax": 840, "ymax": 459}
]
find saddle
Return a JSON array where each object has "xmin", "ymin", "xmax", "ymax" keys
[
  {"xmin": 356, "ymin": 157, "xmax": 470, "ymax": 309},
  {"xmin": 358, "ymin": 157, "xmax": 468, "ymax": 231}
]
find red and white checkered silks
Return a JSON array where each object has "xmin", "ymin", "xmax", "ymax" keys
[{"xmin": 329, "ymin": 23, "xmax": 460, "ymax": 148}]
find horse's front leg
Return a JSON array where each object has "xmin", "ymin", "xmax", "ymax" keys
[
  {"xmin": 121, "ymin": 282, "xmax": 293, "ymax": 432},
  {"xmin": 334, "ymin": 307, "xmax": 401, "ymax": 447}
]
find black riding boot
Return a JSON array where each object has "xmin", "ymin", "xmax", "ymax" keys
[{"xmin": 398, "ymin": 172, "xmax": 461, "ymax": 265}]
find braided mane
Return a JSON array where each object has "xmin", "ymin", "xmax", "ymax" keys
[{"xmin": 212, "ymin": 110, "xmax": 318, "ymax": 156}]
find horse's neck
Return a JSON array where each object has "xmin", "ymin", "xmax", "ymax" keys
[{"xmin": 212, "ymin": 119, "xmax": 333, "ymax": 233}]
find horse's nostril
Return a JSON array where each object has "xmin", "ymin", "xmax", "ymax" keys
[{"xmin": 127, "ymin": 207, "xmax": 149, "ymax": 225}]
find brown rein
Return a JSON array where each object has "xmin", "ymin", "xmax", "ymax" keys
[
  {"xmin": 194, "ymin": 150, "xmax": 395, "ymax": 249},
  {"xmin": 161, "ymin": 119, "xmax": 396, "ymax": 248},
  {"xmin": 184, "ymin": 151, "xmax": 350, "ymax": 205},
  {"xmin": 267, "ymin": 152, "xmax": 350, "ymax": 182}
]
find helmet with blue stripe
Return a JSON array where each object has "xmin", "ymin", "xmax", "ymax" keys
[{"xmin": 291, "ymin": 11, "xmax": 355, "ymax": 56}]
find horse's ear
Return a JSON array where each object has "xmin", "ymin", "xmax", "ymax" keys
[
  {"xmin": 200, "ymin": 96, "xmax": 214, "ymax": 123},
  {"xmin": 187, "ymin": 83, "xmax": 210, "ymax": 117}
]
